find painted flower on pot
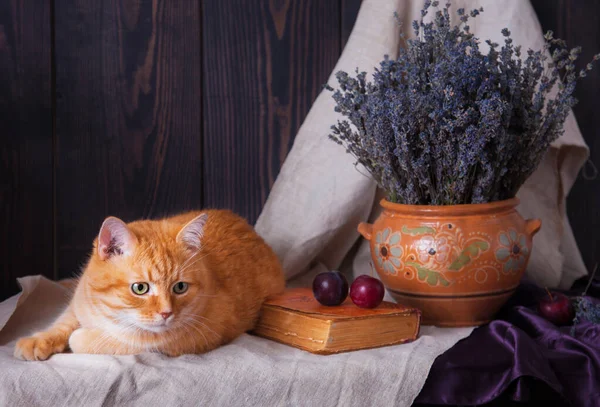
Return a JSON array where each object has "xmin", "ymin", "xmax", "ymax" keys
[
  {"xmin": 495, "ymin": 229, "xmax": 529, "ymax": 274},
  {"xmin": 374, "ymin": 228, "xmax": 403, "ymax": 275},
  {"xmin": 415, "ymin": 236, "xmax": 452, "ymax": 264}
]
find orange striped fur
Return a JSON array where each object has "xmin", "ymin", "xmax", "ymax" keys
[{"xmin": 15, "ymin": 210, "xmax": 285, "ymax": 360}]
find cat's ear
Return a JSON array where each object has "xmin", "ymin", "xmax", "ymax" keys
[
  {"xmin": 176, "ymin": 213, "xmax": 208, "ymax": 251},
  {"xmin": 97, "ymin": 217, "xmax": 137, "ymax": 261}
]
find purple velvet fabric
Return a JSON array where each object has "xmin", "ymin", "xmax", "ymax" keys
[{"xmin": 413, "ymin": 277, "xmax": 600, "ymax": 407}]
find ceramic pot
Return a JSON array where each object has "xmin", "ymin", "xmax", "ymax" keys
[{"xmin": 358, "ymin": 198, "xmax": 541, "ymax": 327}]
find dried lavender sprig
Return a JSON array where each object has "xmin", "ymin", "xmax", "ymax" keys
[
  {"xmin": 569, "ymin": 263, "xmax": 598, "ymax": 335},
  {"xmin": 327, "ymin": 1, "xmax": 600, "ymax": 205}
]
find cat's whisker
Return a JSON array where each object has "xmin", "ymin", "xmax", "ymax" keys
[
  {"xmin": 180, "ymin": 315, "xmax": 222, "ymax": 339},
  {"xmin": 179, "ymin": 250, "xmax": 201, "ymax": 269},
  {"xmin": 176, "ymin": 253, "xmax": 211, "ymax": 275},
  {"xmin": 183, "ymin": 313, "xmax": 226, "ymax": 328},
  {"xmin": 177, "ymin": 248, "xmax": 214, "ymax": 273},
  {"xmin": 89, "ymin": 323, "xmax": 129, "ymax": 353},
  {"xmin": 196, "ymin": 322, "xmax": 220, "ymax": 341},
  {"xmin": 183, "ymin": 318, "xmax": 218, "ymax": 338},
  {"xmin": 182, "ymin": 319, "xmax": 224, "ymax": 336},
  {"xmin": 80, "ymin": 318, "xmax": 143, "ymax": 354},
  {"xmin": 193, "ymin": 294, "xmax": 223, "ymax": 298},
  {"xmin": 160, "ymin": 326, "xmax": 182, "ymax": 355},
  {"xmin": 180, "ymin": 321, "xmax": 210, "ymax": 350},
  {"xmin": 178, "ymin": 324, "xmax": 197, "ymax": 354}
]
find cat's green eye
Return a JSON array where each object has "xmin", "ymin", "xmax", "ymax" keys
[
  {"xmin": 131, "ymin": 282, "xmax": 149, "ymax": 295},
  {"xmin": 173, "ymin": 282, "xmax": 188, "ymax": 294}
]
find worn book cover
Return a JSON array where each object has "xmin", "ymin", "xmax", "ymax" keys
[{"xmin": 252, "ymin": 288, "xmax": 421, "ymax": 355}]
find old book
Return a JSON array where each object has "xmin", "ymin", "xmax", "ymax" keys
[{"xmin": 252, "ymin": 288, "xmax": 421, "ymax": 355}]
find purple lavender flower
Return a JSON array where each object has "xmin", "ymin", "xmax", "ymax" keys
[{"xmin": 328, "ymin": 2, "xmax": 600, "ymax": 205}]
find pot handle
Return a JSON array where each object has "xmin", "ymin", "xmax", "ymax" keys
[
  {"xmin": 358, "ymin": 222, "xmax": 373, "ymax": 241},
  {"xmin": 525, "ymin": 218, "xmax": 542, "ymax": 237}
]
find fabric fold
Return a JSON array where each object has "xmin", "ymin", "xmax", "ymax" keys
[
  {"xmin": 414, "ymin": 280, "xmax": 600, "ymax": 407},
  {"xmin": 255, "ymin": 0, "xmax": 590, "ymax": 292},
  {"xmin": 0, "ymin": 276, "xmax": 473, "ymax": 407}
]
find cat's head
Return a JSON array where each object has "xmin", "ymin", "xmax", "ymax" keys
[{"xmin": 83, "ymin": 213, "xmax": 214, "ymax": 334}]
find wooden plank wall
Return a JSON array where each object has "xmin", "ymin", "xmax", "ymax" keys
[
  {"xmin": 202, "ymin": 0, "xmax": 341, "ymax": 221},
  {"xmin": 54, "ymin": 1, "xmax": 203, "ymax": 275},
  {"xmin": 0, "ymin": 0, "xmax": 598, "ymax": 301},
  {"xmin": 0, "ymin": 0, "xmax": 53, "ymax": 298}
]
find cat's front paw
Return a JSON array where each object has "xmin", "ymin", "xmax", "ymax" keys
[{"xmin": 14, "ymin": 334, "xmax": 67, "ymax": 361}]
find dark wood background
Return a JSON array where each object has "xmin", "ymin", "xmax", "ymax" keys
[{"xmin": 1, "ymin": 0, "xmax": 598, "ymax": 301}]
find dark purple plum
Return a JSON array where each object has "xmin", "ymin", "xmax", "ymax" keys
[
  {"xmin": 312, "ymin": 271, "xmax": 349, "ymax": 306},
  {"xmin": 538, "ymin": 290, "xmax": 574, "ymax": 326},
  {"xmin": 350, "ymin": 275, "xmax": 385, "ymax": 308}
]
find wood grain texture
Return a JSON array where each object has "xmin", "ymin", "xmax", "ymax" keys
[
  {"xmin": 1, "ymin": 0, "xmax": 599, "ymax": 302},
  {"xmin": 54, "ymin": 0, "xmax": 203, "ymax": 278},
  {"xmin": 341, "ymin": 0, "xmax": 362, "ymax": 49},
  {"xmin": 531, "ymin": 0, "xmax": 600, "ymax": 270},
  {"xmin": 0, "ymin": 1, "xmax": 53, "ymax": 300},
  {"xmin": 202, "ymin": 0, "xmax": 340, "ymax": 223}
]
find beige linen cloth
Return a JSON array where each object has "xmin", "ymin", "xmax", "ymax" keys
[
  {"xmin": 0, "ymin": 276, "xmax": 472, "ymax": 406},
  {"xmin": 0, "ymin": 1, "xmax": 589, "ymax": 406}
]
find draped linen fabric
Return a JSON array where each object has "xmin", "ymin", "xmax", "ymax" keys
[
  {"xmin": 255, "ymin": 0, "xmax": 589, "ymax": 291},
  {"xmin": 0, "ymin": 276, "xmax": 472, "ymax": 406}
]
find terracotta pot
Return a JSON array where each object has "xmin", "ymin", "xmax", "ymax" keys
[{"xmin": 357, "ymin": 198, "xmax": 541, "ymax": 327}]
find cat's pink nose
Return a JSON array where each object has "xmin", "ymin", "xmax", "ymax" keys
[{"xmin": 159, "ymin": 311, "xmax": 173, "ymax": 320}]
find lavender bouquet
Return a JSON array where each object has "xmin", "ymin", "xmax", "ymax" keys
[{"xmin": 328, "ymin": 1, "xmax": 599, "ymax": 205}]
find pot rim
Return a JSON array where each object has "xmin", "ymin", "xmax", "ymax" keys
[{"xmin": 380, "ymin": 197, "xmax": 519, "ymax": 216}]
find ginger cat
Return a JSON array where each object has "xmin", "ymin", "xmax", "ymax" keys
[{"xmin": 14, "ymin": 210, "xmax": 285, "ymax": 360}]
